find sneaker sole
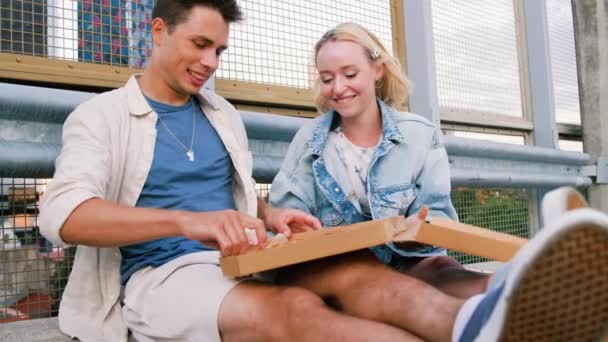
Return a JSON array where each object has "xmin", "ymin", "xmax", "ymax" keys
[{"xmin": 499, "ymin": 223, "xmax": 608, "ymax": 341}]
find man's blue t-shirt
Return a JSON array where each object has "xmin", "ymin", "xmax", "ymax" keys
[{"xmin": 120, "ymin": 96, "xmax": 235, "ymax": 284}]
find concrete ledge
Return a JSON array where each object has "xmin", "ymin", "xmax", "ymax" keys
[{"xmin": 0, "ymin": 317, "xmax": 71, "ymax": 342}]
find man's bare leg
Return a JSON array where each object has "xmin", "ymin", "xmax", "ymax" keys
[
  {"xmin": 276, "ymin": 250, "xmax": 463, "ymax": 342},
  {"xmin": 219, "ymin": 281, "xmax": 423, "ymax": 341},
  {"xmin": 404, "ymin": 256, "xmax": 490, "ymax": 299}
]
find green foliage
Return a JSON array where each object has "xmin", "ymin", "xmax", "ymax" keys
[{"xmin": 449, "ymin": 188, "xmax": 530, "ymax": 264}]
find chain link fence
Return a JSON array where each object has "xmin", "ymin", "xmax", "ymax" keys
[
  {"xmin": 0, "ymin": 180, "xmax": 270, "ymax": 322},
  {"xmin": 431, "ymin": 0, "xmax": 523, "ymax": 117},
  {"xmin": 218, "ymin": 0, "xmax": 393, "ymax": 88},
  {"xmin": 443, "ymin": 128, "xmax": 530, "ymax": 264},
  {"xmin": 0, "ymin": 178, "xmax": 73, "ymax": 322},
  {"xmin": 450, "ymin": 188, "xmax": 530, "ymax": 264}
]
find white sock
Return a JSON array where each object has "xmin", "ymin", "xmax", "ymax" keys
[{"xmin": 451, "ymin": 294, "xmax": 484, "ymax": 342}]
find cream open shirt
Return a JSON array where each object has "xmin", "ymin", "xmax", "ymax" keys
[{"xmin": 39, "ymin": 75, "xmax": 258, "ymax": 342}]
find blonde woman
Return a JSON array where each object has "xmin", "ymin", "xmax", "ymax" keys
[
  {"xmin": 269, "ymin": 23, "xmax": 608, "ymax": 342},
  {"xmin": 270, "ymin": 22, "xmax": 487, "ymax": 297}
]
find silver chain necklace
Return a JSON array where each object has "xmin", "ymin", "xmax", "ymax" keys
[{"xmin": 157, "ymin": 98, "xmax": 196, "ymax": 161}]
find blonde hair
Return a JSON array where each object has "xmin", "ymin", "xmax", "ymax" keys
[{"xmin": 313, "ymin": 22, "xmax": 410, "ymax": 113}]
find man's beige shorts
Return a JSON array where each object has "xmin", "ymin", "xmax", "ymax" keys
[{"xmin": 122, "ymin": 251, "xmax": 240, "ymax": 342}]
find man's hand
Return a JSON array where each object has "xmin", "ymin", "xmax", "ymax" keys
[
  {"xmin": 261, "ymin": 206, "xmax": 322, "ymax": 238},
  {"xmin": 176, "ymin": 210, "xmax": 267, "ymax": 257}
]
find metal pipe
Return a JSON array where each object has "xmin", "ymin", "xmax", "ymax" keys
[
  {"xmin": 450, "ymin": 170, "xmax": 592, "ymax": 188},
  {"xmin": 0, "ymin": 139, "xmax": 593, "ymax": 188},
  {"xmin": 444, "ymin": 136, "xmax": 590, "ymax": 165},
  {"xmin": 241, "ymin": 111, "xmax": 307, "ymax": 142},
  {"xmin": 252, "ymin": 155, "xmax": 283, "ymax": 184},
  {"xmin": 0, "ymin": 82, "xmax": 594, "ymax": 188},
  {"xmin": 0, "ymin": 141, "xmax": 60, "ymax": 178},
  {"xmin": 0, "ymin": 83, "xmax": 93, "ymax": 123}
]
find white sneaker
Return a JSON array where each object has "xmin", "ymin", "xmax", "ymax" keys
[
  {"xmin": 459, "ymin": 187, "xmax": 608, "ymax": 341},
  {"xmin": 541, "ymin": 186, "xmax": 588, "ymax": 227}
]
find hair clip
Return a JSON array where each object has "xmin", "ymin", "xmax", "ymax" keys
[
  {"xmin": 370, "ymin": 48, "xmax": 381, "ymax": 60},
  {"xmin": 322, "ymin": 29, "xmax": 337, "ymax": 40}
]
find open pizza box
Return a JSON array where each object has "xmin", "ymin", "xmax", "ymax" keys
[{"xmin": 220, "ymin": 211, "xmax": 528, "ymax": 278}]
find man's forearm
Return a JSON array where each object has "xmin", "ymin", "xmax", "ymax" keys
[{"xmin": 60, "ymin": 198, "xmax": 184, "ymax": 247}]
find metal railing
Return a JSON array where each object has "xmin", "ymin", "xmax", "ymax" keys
[
  {"xmin": 0, "ymin": 82, "xmax": 592, "ymax": 186},
  {"xmin": 0, "ymin": 81, "xmax": 593, "ymax": 321}
]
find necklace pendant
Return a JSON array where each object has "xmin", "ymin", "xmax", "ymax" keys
[{"xmin": 187, "ymin": 150, "xmax": 194, "ymax": 161}]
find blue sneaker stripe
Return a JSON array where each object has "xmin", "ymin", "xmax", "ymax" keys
[
  {"xmin": 486, "ymin": 264, "xmax": 510, "ymax": 292},
  {"xmin": 459, "ymin": 283, "xmax": 505, "ymax": 342}
]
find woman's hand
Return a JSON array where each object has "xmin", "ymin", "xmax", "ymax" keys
[{"xmin": 261, "ymin": 206, "xmax": 322, "ymax": 237}]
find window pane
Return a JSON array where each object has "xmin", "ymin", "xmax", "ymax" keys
[
  {"xmin": 432, "ymin": 0, "xmax": 523, "ymax": 117},
  {"xmin": 558, "ymin": 139, "xmax": 583, "ymax": 152},
  {"xmin": 547, "ymin": 0, "xmax": 581, "ymax": 125},
  {"xmin": 447, "ymin": 130, "xmax": 526, "ymax": 145},
  {"xmin": 0, "ymin": 0, "xmax": 46, "ymax": 56}
]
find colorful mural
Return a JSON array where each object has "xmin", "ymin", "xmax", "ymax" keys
[{"xmin": 78, "ymin": 0, "xmax": 153, "ymax": 67}]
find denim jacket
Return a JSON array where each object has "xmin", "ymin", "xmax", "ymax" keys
[{"xmin": 269, "ymin": 100, "xmax": 458, "ymax": 264}]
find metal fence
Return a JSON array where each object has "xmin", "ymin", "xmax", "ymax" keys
[
  {"xmin": 0, "ymin": 177, "xmax": 60, "ymax": 322},
  {"xmin": 442, "ymin": 128, "xmax": 530, "ymax": 264},
  {"xmin": 0, "ymin": 179, "xmax": 270, "ymax": 322},
  {"xmin": 449, "ymin": 187, "xmax": 530, "ymax": 264},
  {"xmin": 0, "ymin": 180, "xmax": 532, "ymax": 322},
  {"xmin": 0, "ymin": 0, "xmax": 398, "ymax": 107},
  {"xmin": 432, "ymin": 0, "xmax": 523, "ymax": 118},
  {"xmin": 0, "ymin": 0, "xmax": 46, "ymax": 57},
  {"xmin": 1, "ymin": 0, "xmax": 144, "ymax": 66}
]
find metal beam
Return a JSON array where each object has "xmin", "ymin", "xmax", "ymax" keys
[
  {"xmin": 402, "ymin": 0, "xmax": 441, "ymax": 125},
  {"xmin": 572, "ymin": 0, "xmax": 608, "ymax": 210},
  {"xmin": 522, "ymin": 0, "xmax": 559, "ymax": 149},
  {"xmin": 520, "ymin": 0, "xmax": 561, "ymax": 229}
]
